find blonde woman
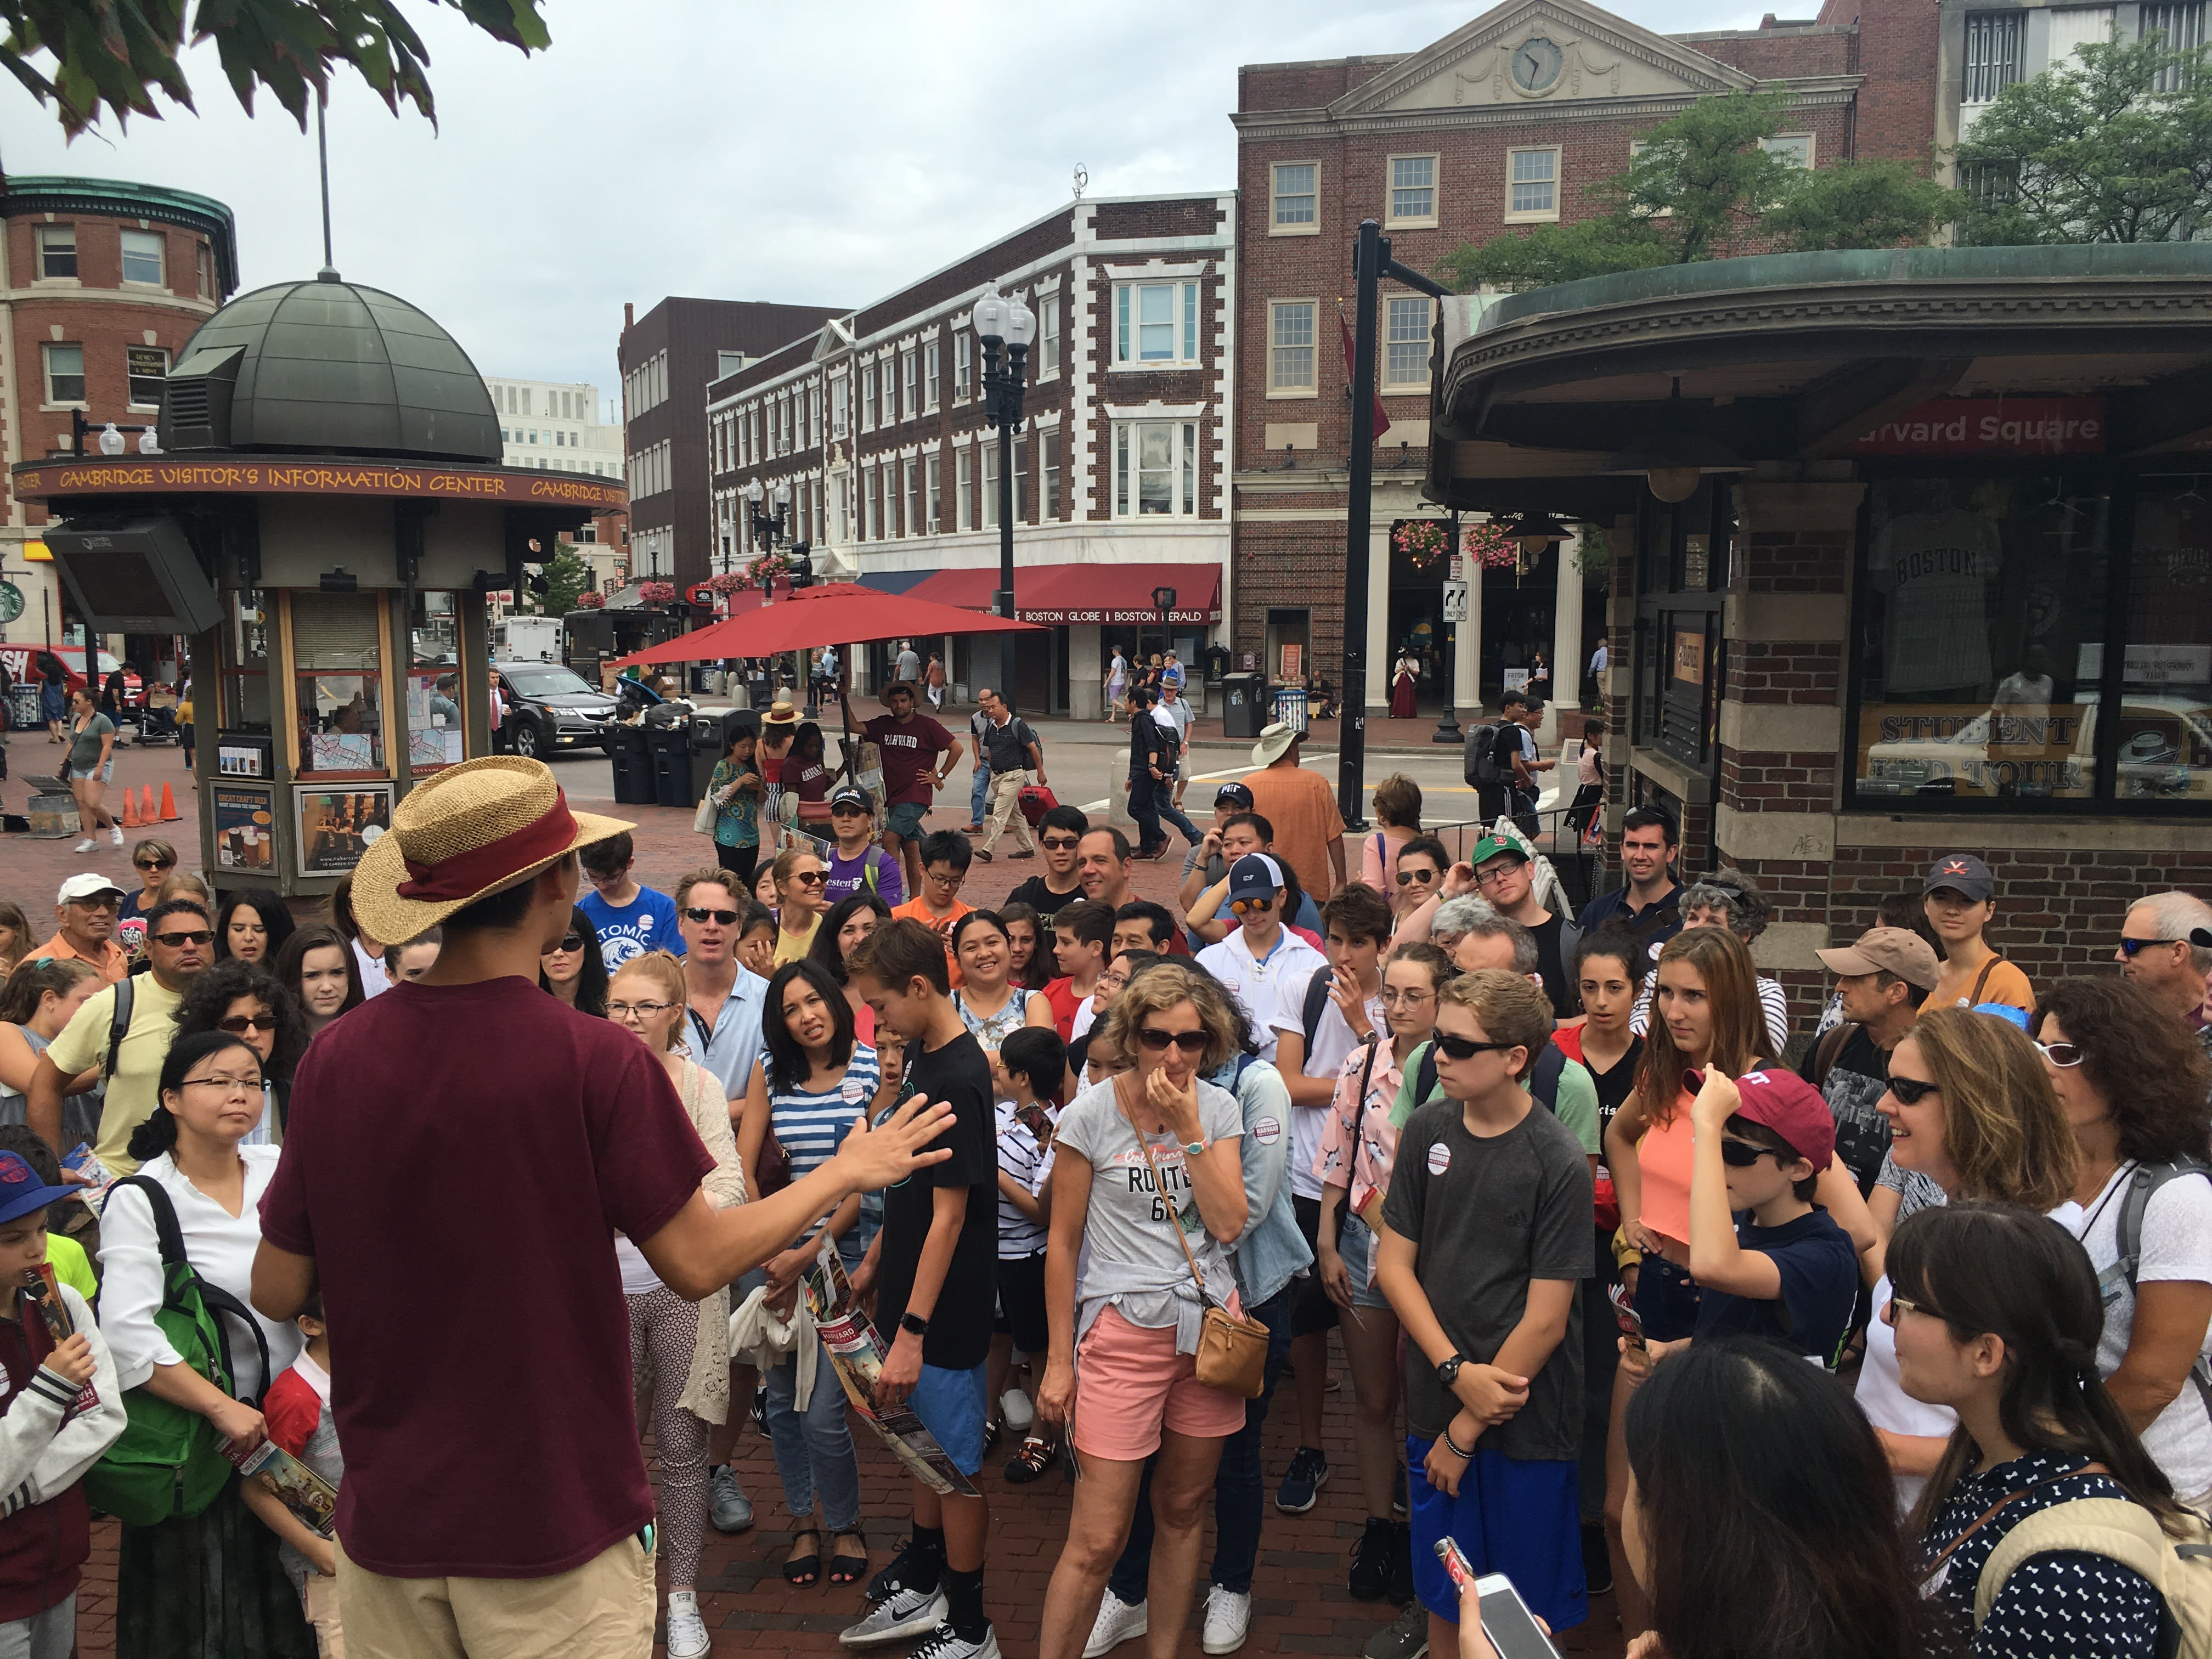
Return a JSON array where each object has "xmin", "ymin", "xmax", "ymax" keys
[
  {"xmin": 771, "ymin": 848, "xmax": 830, "ymax": 966},
  {"xmin": 1036, "ymin": 961, "xmax": 1249, "ymax": 1659},
  {"xmin": 606, "ymin": 950, "xmax": 747, "ymax": 1659}
]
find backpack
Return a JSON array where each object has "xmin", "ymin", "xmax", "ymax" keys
[
  {"xmin": 2108, "ymin": 1159, "xmax": 2212, "ymax": 1420},
  {"xmin": 101, "ymin": 975, "xmax": 136, "ymax": 1099},
  {"xmin": 1973, "ymin": 1494, "xmax": 2212, "ymax": 1658},
  {"xmin": 1411, "ymin": 1039, "xmax": 1567, "ymax": 1117},
  {"xmin": 1301, "ymin": 968, "xmax": 1335, "ymax": 1054},
  {"xmin": 1465, "ymin": 723, "xmax": 1504, "ymax": 787},
  {"xmin": 860, "ymin": 848, "xmax": 886, "ymax": 895},
  {"xmin": 82, "ymin": 1177, "xmax": 270, "ymax": 1526},
  {"xmin": 1807, "ymin": 1020, "xmax": 1858, "ymax": 1092}
]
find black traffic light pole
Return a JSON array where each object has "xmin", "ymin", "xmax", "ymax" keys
[{"xmin": 1339, "ymin": 219, "xmax": 1452, "ymax": 833}]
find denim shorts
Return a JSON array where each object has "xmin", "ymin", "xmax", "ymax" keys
[
  {"xmin": 885, "ymin": 800, "xmax": 929, "ymax": 840},
  {"xmin": 1334, "ymin": 1213, "xmax": 1395, "ymax": 1312}
]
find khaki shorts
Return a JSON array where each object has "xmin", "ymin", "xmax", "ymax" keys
[{"xmin": 335, "ymin": 1532, "xmax": 654, "ymax": 1659}]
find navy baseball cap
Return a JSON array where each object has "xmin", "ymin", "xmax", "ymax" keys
[
  {"xmin": 1215, "ymin": 782, "xmax": 1254, "ymax": 809},
  {"xmin": 1924, "ymin": 853, "xmax": 1995, "ymax": 903},
  {"xmin": 831, "ymin": 787, "xmax": 873, "ymax": 813},
  {"xmin": 0, "ymin": 1153, "xmax": 76, "ymax": 1227},
  {"xmin": 1227, "ymin": 853, "xmax": 1285, "ymax": 905}
]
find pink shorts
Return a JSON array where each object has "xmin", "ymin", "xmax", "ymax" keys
[{"xmin": 1071, "ymin": 1302, "xmax": 1248, "ymax": 1462}]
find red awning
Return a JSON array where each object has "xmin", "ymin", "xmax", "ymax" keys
[{"xmin": 901, "ymin": 562, "xmax": 1221, "ymax": 626}]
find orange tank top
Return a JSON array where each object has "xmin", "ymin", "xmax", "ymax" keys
[{"xmin": 1637, "ymin": 1088, "xmax": 1698, "ymax": 1248}]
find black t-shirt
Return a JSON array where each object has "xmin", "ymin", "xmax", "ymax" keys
[
  {"xmin": 1583, "ymin": 1034, "xmax": 1644, "ymax": 1142},
  {"xmin": 1003, "ymin": 874, "xmax": 1084, "ymax": 922},
  {"xmin": 1800, "ymin": 1024, "xmax": 1892, "ymax": 1198},
  {"xmin": 1691, "ymin": 1207, "xmax": 1859, "ymax": 1364},
  {"xmin": 876, "ymin": 1029, "xmax": 998, "ymax": 1370},
  {"xmin": 981, "ymin": 715, "xmax": 1038, "ymax": 775},
  {"xmin": 1530, "ymin": 913, "xmax": 1575, "ymax": 1019}
]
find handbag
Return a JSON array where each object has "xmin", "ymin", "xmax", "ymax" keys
[
  {"xmin": 82, "ymin": 1177, "xmax": 270, "ymax": 1526},
  {"xmin": 692, "ymin": 794, "xmax": 718, "ymax": 835},
  {"xmin": 1125, "ymin": 1094, "xmax": 1268, "ymax": 1398}
]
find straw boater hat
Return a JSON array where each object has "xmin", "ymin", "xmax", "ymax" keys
[
  {"xmin": 1251, "ymin": 720, "xmax": 1302, "ymax": 768},
  {"xmin": 351, "ymin": 756, "xmax": 631, "ymax": 943},
  {"xmin": 761, "ymin": 699, "xmax": 801, "ymax": 730}
]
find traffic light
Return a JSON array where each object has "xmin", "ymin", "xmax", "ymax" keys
[{"xmin": 789, "ymin": 543, "xmax": 815, "ymax": 590}]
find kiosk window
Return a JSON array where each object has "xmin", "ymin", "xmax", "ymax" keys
[
  {"xmin": 406, "ymin": 591, "xmax": 465, "ymax": 770},
  {"xmin": 292, "ymin": 591, "xmax": 386, "ymax": 775},
  {"xmin": 2119, "ymin": 479, "xmax": 2212, "ymax": 803}
]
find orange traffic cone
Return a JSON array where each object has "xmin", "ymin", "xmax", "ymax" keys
[
  {"xmin": 157, "ymin": 782, "xmax": 179, "ymax": 822},
  {"xmin": 138, "ymin": 786, "xmax": 156, "ymax": 825},
  {"xmin": 119, "ymin": 788, "xmax": 140, "ymax": 829}
]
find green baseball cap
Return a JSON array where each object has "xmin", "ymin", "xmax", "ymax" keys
[{"xmin": 1468, "ymin": 836, "xmax": 1529, "ymax": 868}]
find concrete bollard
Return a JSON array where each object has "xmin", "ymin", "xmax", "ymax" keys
[{"xmin": 1107, "ymin": 747, "xmax": 1135, "ymax": 830}]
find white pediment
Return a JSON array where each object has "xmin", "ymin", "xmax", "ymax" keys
[
  {"xmin": 811, "ymin": 317, "xmax": 857, "ymax": 363},
  {"xmin": 1333, "ymin": 0, "xmax": 1758, "ymax": 117}
]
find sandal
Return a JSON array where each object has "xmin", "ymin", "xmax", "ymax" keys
[
  {"xmin": 782, "ymin": 1528, "xmax": 823, "ymax": 1586},
  {"xmin": 1003, "ymin": 1431, "xmax": 1058, "ymax": 1484},
  {"xmin": 985, "ymin": 1413, "xmax": 1003, "ymax": 1450},
  {"xmin": 828, "ymin": 1527, "xmax": 868, "ymax": 1584}
]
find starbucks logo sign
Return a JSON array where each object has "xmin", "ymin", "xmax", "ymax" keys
[{"xmin": 0, "ymin": 582, "xmax": 21, "ymax": 625}]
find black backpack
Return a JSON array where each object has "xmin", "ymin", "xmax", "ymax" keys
[
  {"xmin": 1410, "ymin": 1037, "xmax": 1568, "ymax": 1115},
  {"xmin": 1465, "ymin": 723, "xmax": 1505, "ymax": 787}
]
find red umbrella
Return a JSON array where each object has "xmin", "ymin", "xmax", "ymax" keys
[{"xmin": 605, "ymin": 582, "xmax": 1040, "ymax": 668}]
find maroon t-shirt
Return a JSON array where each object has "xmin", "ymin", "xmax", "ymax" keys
[
  {"xmin": 863, "ymin": 713, "xmax": 953, "ymax": 806},
  {"xmin": 259, "ymin": 977, "xmax": 713, "ymax": 1578}
]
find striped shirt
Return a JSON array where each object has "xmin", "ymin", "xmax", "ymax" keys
[
  {"xmin": 769, "ymin": 1043, "xmax": 882, "ymax": 1224},
  {"xmin": 995, "ymin": 1101, "xmax": 1057, "ymax": 1257}
]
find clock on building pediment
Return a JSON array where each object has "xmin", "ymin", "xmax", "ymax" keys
[{"xmin": 1511, "ymin": 37, "xmax": 1564, "ymax": 91}]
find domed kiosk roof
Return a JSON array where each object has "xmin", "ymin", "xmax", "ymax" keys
[{"xmin": 158, "ymin": 271, "xmax": 501, "ymax": 463}]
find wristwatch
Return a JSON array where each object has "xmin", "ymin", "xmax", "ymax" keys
[
  {"xmin": 900, "ymin": 1312, "xmax": 930, "ymax": 1338},
  {"xmin": 1436, "ymin": 1352, "xmax": 1469, "ymax": 1388},
  {"xmin": 1183, "ymin": 1138, "xmax": 1207, "ymax": 1158}
]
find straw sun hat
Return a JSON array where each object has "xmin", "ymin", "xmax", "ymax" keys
[{"xmin": 351, "ymin": 755, "xmax": 631, "ymax": 944}]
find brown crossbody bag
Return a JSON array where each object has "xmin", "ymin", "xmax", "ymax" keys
[{"xmin": 1124, "ymin": 1094, "xmax": 1269, "ymax": 1398}]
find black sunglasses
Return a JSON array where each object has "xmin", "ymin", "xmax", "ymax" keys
[
  {"xmin": 553, "ymin": 932, "xmax": 586, "ymax": 953},
  {"xmin": 1138, "ymin": 1027, "xmax": 1208, "ymax": 1054},
  {"xmin": 683, "ymin": 907, "xmax": 741, "ymax": 926},
  {"xmin": 2118, "ymin": 936, "xmax": 2181, "ymax": 957},
  {"xmin": 1887, "ymin": 1074, "xmax": 1939, "ymax": 1105},
  {"xmin": 134, "ymin": 857, "xmax": 174, "ymax": 872},
  {"xmin": 1396, "ymin": 867, "xmax": 1440, "ymax": 885},
  {"xmin": 1434, "ymin": 1031, "xmax": 1519, "ymax": 1062},
  {"xmin": 217, "ymin": 1013, "xmax": 277, "ymax": 1035},
  {"xmin": 1719, "ymin": 1138, "xmax": 1780, "ymax": 1168},
  {"xmin": 152, "ymin": 929, "xmax": 213, "ymax": 948}
]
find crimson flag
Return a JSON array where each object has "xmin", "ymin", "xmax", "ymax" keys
[{"xmin": 1340, "ymin": 305, "xmax": 1392, "ymax": 442}]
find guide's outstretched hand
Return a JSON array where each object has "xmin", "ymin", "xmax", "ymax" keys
[{"xmin": 832, "ymin": 1091, "xmax": 955, "ymax": 1193}]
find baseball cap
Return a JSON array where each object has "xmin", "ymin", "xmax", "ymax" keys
[
  {"xmin": 1468, "ymin": 836, "xmax": 1529, "ymax": 870},
  {"xmin": 831, "ymin": 787, "xmax": 873, "ymax": 813},
  {"xmin": 1923, "ymin": 853, "xmax": 1995, "ymax": 903},
  {"xmin": 1214, "ymin": 782, "xmax": 1254, "ymax": 810},
  {"xmin": 1815, "ymin": 926, "xmax": 1942, "ymax": 991},
  {"xmin": 2193, "ymin": 927, "xmax": 2212, "ymax": 951},
  {"xmin": 55, "ymin": 873, "xmax": 126, "ymax": 906},
  {"xmin": 1226, "ymin": 853, "xmax": 1285, "ymax": 905},
  {"xmin": 1730, "ymin": 1070, "xmax": 1836, "ymax": 1173},
  {"xmin": 0, "ymin": 1152, "xmax": 76, "ymax": 1227}
]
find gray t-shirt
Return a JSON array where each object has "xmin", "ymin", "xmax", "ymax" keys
[
  {"xmin": 1054, "ymin": 1076, "xmax": 1245, "ymax": 1353},
  {"xmin": 1381, "ymin": 1096, "xmax": 1593, "ymax": 1458}
]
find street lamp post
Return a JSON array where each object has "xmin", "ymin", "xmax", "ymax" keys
[{"xmin": 973, "ymin": 282, "xmax": 1036, "ymax": 711}]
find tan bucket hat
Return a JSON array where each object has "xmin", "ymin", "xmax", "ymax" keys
[
  {"xmin": 1251, "ymin": 720, "xmax": 1302, "ymax": 768},
  {"xmin": 351, "ymin": 755, "xmax": 631, "ymax": 943}
]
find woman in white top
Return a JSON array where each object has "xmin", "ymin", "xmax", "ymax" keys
[
  {"xmin": 2036, "ymin": 976, "xmax": 2212, "ymax": 1505},
  {"xmin": 1035, "ymin": 961, "xmax": 1249, "ymax": 1659},
  {"xmin": 98, "ymin": 1031, "xmax": 313, "ymax": 1659},
  {"xmin": 606, "ymin": 951, "xmax": 745, "ymax": 1659},
  {"xmin": 1855, "ymin": 1005, "xmax": 2081, "ymax": 1514}
]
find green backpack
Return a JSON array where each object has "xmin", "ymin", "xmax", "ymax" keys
[{"xmin": 83, "ymin": 1176, "xmax": 269, "ymax": 1527}]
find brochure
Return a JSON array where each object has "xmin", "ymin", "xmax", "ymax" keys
[
  {"xmin": 225, "ymin": 1438, "xmax": 340, "ymax": 1538},
  {"xmin": 800, "ymin": 1245, "xmax": 978, "ymax": 1498}
]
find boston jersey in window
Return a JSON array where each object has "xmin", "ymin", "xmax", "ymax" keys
[{"xmin": 1874, "ymin": 495, "xmax": 2002, "ymax": 693}]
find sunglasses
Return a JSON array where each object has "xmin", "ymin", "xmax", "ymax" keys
[
  {"xmin": 134, "ymin": 858, "xmax": 174, "ymax": 872},
  {"xmin": 1718, "ymin": 1137, "xmax": 1781, "ymax": 1168},
  {"xmin": 1229, "ymin": 895, "xmax": 1274, "ymax": 915},
  {"xmin": 1138, "ymin": 1026, "xmax": 1209, "ymax": 1054},
  {"xmin": 1041, "ymin": 836, "xmax": 1080, "ymax": 851},
  {"xmin": 553, "ymin": 932, "xmax": 586, "ymax": 953},
  {"xmin": 2034, "ymin": 1040, "xmax": 2085, "ymax": 1068},
  {"xmin": 152, "ymin": 930, "xmax": 213, "ymax": 948},
  {"xmin": 788, "ymin": 870, "xmax": 826, "ymax": 887},
  {"xmin": 1395, "ymin": 867, "xmax": 1440, "ymax": 886},
  {"xmin": 217, "ymin": 1014, "xmax": 276, "ymax": 1035},
  {"xmin": 682, "ymin": 907, "xmax": 741, "ymax": 926},
  {"xmin": 1433, "ymin": 1031, "xmax": 1518, "ymax": 1062},
  {"xmin": 2118, "ymin": 936, "xmax": 2181, "ymax": 957},
  {"xmin": 1886, "ymin": 1074, "xmax": 1939, "ymax": 1105}
]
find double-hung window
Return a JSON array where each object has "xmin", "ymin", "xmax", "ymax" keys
[
  {"xmin": 1115, "ymin": 282, "xmax": 1201, "ymax": 368},
  {"xmin": 1267, "ymin": 301, "xmax": 1317, "ymax": 396},
  {"xmin": 1113, "ymin": 421, "xmax": 1200, "ymax": 518},
  {"xmin": 1272, "ymin": 163, "xmax": 1318, "ymax": 232}
]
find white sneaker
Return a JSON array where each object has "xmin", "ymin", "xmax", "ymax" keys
[
  {"xmin": 1203, "ymin": 1586, "xmax": 1252, "ymax": 1655},
  {"xmin": 73, "ymin": 838, "xmax": 95, "ymax": 854},
  {"xmin": 664, "ymin": 1590, "xmax": 712, "ymax": 1659},
  {"xmin": 840, "ymin": 1586, "xmax": 947, "ymax": 1647},
  {"xmin": 1084, "ymin": 1591, "xmax": 1148, "ymax": 1657},
  {"xmin": 907, "ymin": 1624, "xmax": 1000, "ymax": 1659},
  {"xmin": 108, "ymin": 825, "xmax": 123, "ymax": 846},
  {"xmin": 1001, "ymin": 1388, "xmax": 1034, "ymax": 1434}
]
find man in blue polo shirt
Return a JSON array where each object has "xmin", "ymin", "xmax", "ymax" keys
[{"xmin": 1575, "ymin": 805, "xmax": 1684, "ymax": 954}]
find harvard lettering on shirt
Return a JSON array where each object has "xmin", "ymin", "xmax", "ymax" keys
[{"xmin": 862, "ymin": 713, "xmax": 954, "ymax": 805}]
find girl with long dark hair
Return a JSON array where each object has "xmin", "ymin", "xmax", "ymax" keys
[
  {"xmin": 173, "ymin": 959, "xmax": 309, "ymax": 1144},
  {"xmin": 808, "ymin": 893, "xmax": 892, "ymax": 1045},
  {"xmin": 998, "ymin": 901, "xmax": 1052, "ymax": 992},
  {"xmin": 1893, "ymin": 1203, "xmax": 2181, "ymax": 1655},
  {"xmin": 214, "ymin": 889, "xmax": 296, "ymax": 967},
  {"xmin": 272, "ymin": 925, "xmax": 364, "ymax": 1039},
  {"xmin": 539, "ymin": 904, "xmax": 610, "ymax": 1018}
]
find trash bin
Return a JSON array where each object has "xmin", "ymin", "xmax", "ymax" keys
[
  {"xmin": 5, "ymin": 685, "xmax": 39, "ymax": 732},
  {"xmin": 607, "ymin": 726, "xmax": 654, "ymax": 806},
  {"xmin": 1220, "ymin": 672, "xmax": 1265, "ymax": 740},
  {"xmin": 1272, "ymin": 685, "xmax": 1309, "ymax": 735},
  {"xmin": 651, "ymin": 726, "xmax": 699, "ymax": 809}
]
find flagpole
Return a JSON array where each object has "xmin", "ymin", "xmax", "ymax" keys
[{"xmin": 1338, "ymin": 220, "xmax": 1383, "ymax": 832}]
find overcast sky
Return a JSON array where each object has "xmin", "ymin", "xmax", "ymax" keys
[{"xmin": 0, "ymin": 0, "xmax": 1762, "ymax": 406}]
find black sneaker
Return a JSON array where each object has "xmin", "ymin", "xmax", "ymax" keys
[
  {"xmin": 1582, "ymin": 1521, "xmax": 1613, "ymax": 1596},
  {"xmin": 1386, "ymin": 1521, "xmax": 1415, "ymax": 1606},
  {"xmin": 864, "ymin": 1535, "xmax": 936, "ymax": 1605},
  {"xmin": 1276, "ymin": 1446, "xmax": 1330, "ymax": 1514},
  {"xmin": 1348, "ymin": 1516, "xmax": 1396, "ymax": 1601}
]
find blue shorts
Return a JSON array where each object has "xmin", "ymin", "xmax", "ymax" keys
[
  {"xmin": 1407, "ymin": 1437, "xmax": 1585, "ymax": 1634},
  {"xmin": 909, "ymin": 1361, "xmax": 989, "ymax": 1477},
  {"xmin": 886, "ymin": 800, "xmax": 930, "ymax": 840},
  {"xmin": 1335, "ymin": 1214, "xmax": 1395, "ymax": 1312}
]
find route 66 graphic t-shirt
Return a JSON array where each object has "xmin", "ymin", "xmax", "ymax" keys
[{"xmin": 578, "ymin": 886, "xmax": 686, "ymax": 969}]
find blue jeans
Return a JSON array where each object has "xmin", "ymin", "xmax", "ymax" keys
[
  {"xmin": 1106, "ymin": 1285, "xmax": 1293, "ymax": 1600},
  {"xmin": 970, "ymin": 760, "xmax": 991, "ymax": 825},
  {"xmin": 764, "ymin": 1335, "xmax": 863, "ymax": 1532}
]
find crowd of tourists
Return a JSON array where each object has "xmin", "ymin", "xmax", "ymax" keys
[{"xmin": 0, "ymin": 695, "xmax": 2209, "ymax": 1659}]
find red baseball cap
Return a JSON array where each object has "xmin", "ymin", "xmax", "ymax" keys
[{"xmin": 1730, "ymin": 1069, "xmax": 1836, "ymax": 1173}]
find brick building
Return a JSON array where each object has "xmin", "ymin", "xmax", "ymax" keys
[
  {"xmin": 617, "ymin": 297, "xmax": 847, "ymax": 589},
  {"xmin": 1231, "ymin": 0, "xmax": 1870, "ymax": 720},
  {"xmin": 705, "ymin": 194, "xmax": 1235, "ymax": 715},
  {"xmin": 0, "ymin": 175, "xmax": 238, "ymax": 677}
]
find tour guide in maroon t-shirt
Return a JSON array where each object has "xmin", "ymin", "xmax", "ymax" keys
[
  {"xmin": 842, "ymin": 679, "xmax": 962, "ymax": 898},
  {"xmin": 251, "ymin": 756, "xmax": 957, "ymax": 1658}
]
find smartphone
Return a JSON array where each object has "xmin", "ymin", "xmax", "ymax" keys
[
  {"xmin": 1472, "ymin": 1573, "xmax": 1562, "ymax": 1659},
  {"xmin": 1607, "ymin": 1281, "xmax": 1645, "ymax": 1347}
]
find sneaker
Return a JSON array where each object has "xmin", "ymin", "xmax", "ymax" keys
[
  {"xmin": 1083, "ymin": 1591, "xmax": 1148, "ymax": 1657},
  {"xmin": 840, "ymin": 1587, "xmax": 948, "ymax": 1648},
  {"xmin": 707, "ymin": 1465, "xmax": 753, "ymax": 1533},
  {"xmin": 109, "ymin": 825, "xmax": 123, "ymax": 846},
  {"xmin": 1202, "ymin": 1586, "xmax": 1252, "ymax": 1655},
  {"xmin": 1386, "ymin": 1521, "xmax": 1415, "ymax": 1606},
  {"xmin": 864, "ymin": 1535, "xmax": 930, "ymax": 1604},
  {"xmin": 72, "ymin": 838, "xmax": 95, "ymax": 854},
  {"xmin": 1349, "ymin": 1516, "xmax": 1397, "ymax": 1601},
  {"xmin": 1276, "ymin": 1446, "xmax": 1330, "ymax": 1514},
  {"xmin": 1364, "ymin": 1602, "xmax": 1428, "ymax": 1659},
  {"xmin": 1582, "ymin": 1521, "xmax": 1613, "ymax": 1596},
  {"xmin": 1393, "ymin": 1463, "xmax": 1408, "ymax": 1517},
  {"xmin": 907, "ymin": 1623, "xmax": 1000, "ymax": 1659},
  {"xmin": 665, "ymin": 1590, "xmax": 712, "ymax": 1659},
  {"xmin": 1001, "ymin": 1388, "xmax": 1034, "ymax": 1434}
]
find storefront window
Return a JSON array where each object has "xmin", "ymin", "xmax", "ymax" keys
[
  {"xmin": 406, "ymin": 591, "xmax": 465, "ymax": 770},
  {"xmin": 219, "ymin": 589, "xmax": 271, "ymax": 732},
  {"xmin": 2120, "ymin": 479, "xmax": 2212, "ymax": 803},
  {"xmin": 1853, "ymin": 472, "xmax": 2109, "ymax": 804},
  {"xmin": 292, "ymin": 591, "xmax": 385, "ymax": 775}
]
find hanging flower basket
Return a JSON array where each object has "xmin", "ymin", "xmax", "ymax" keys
[
  {"xmin": 1464, "ymin": 521, "xmax": 1521, "ymax": 572},
  {"xmin": 747, "ymin": 551, "xmax": 792, "ymax": 592},
  {"xmin": 1391, "ymin": 518, "xmax": 1451, "ymax": 571},
  {"xmin": 576, "ymin": 591, "xmax": 606, "ymax": 610},
  {"xmin": 706, "ymin": 571, "xmax": 753, "ymax": 598},
  {"xmin": 637, "ymin": 580, "xmax": 678, "ymax": 607}
]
